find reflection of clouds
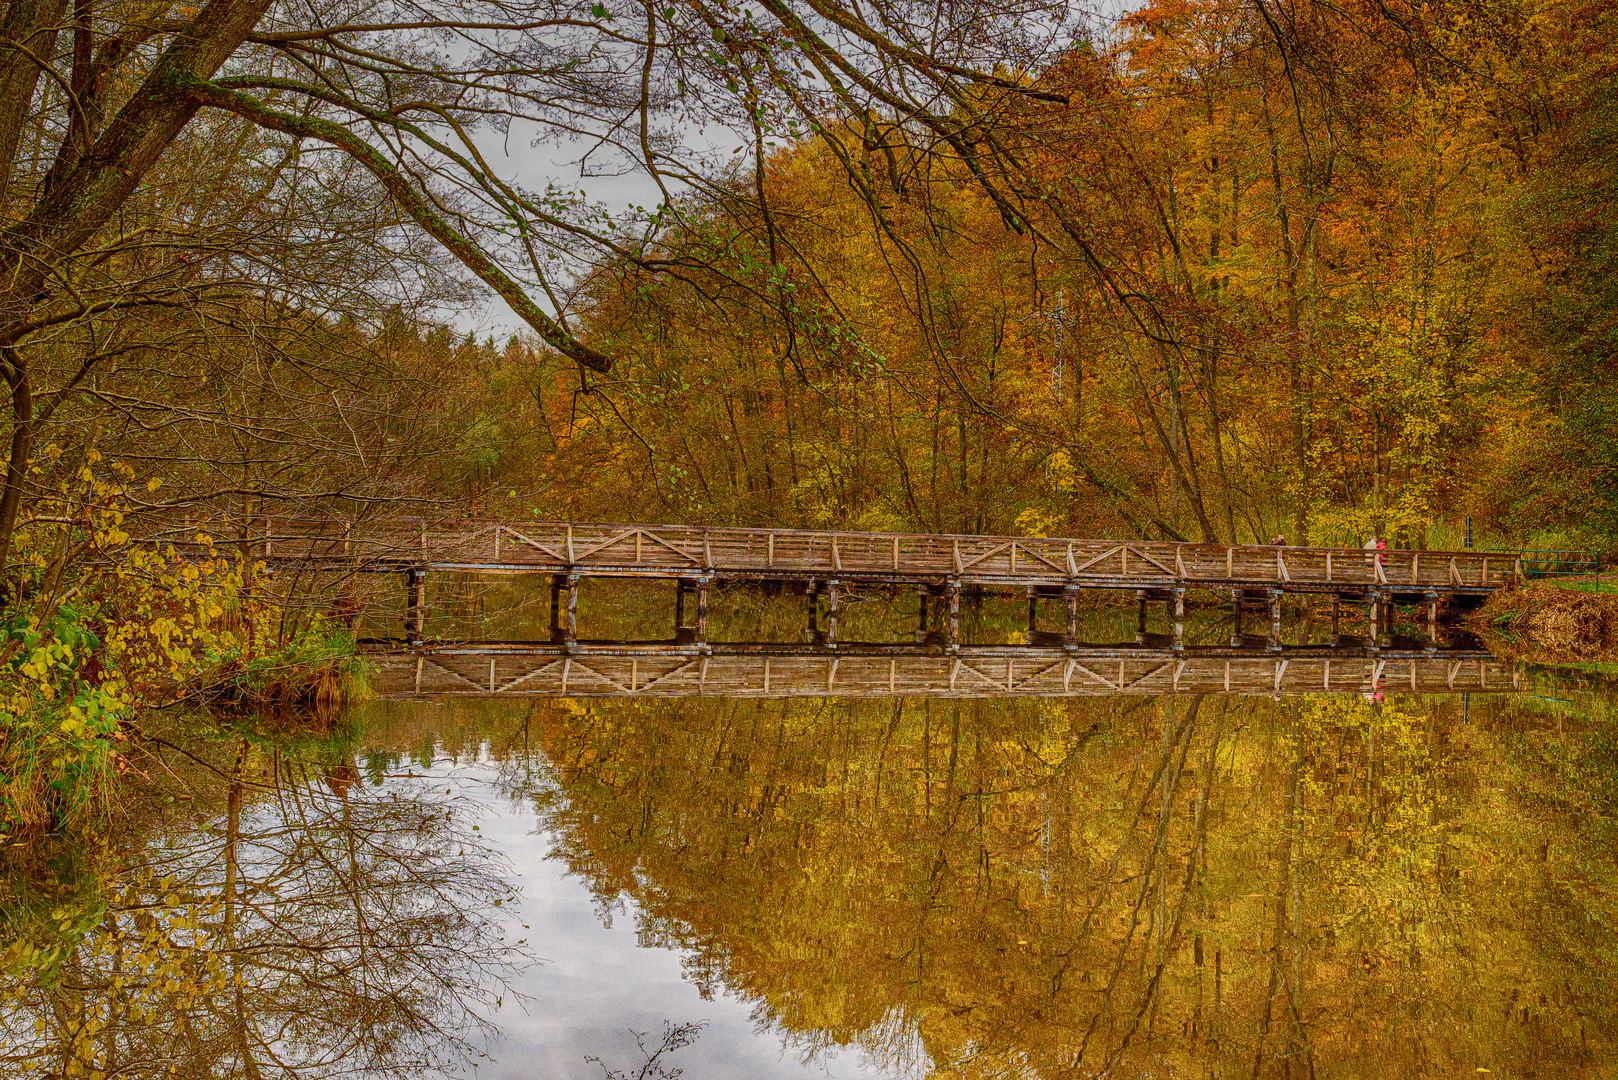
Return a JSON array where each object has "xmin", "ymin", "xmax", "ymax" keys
[
  {"xmin": 460, "ymin": 745, "xmax": 883, "ymax": 1079},
  {"xmin": 0, "ymin": 748, "xmax": 526, "ymax": 1079},
  {"xmin": 496, "ymin": 691, "xmax": 1618, "ymax": 1079}
]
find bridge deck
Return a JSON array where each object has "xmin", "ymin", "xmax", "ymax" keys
[
  {"xmin": 369, "ymin": 643, "xmax": 1512, "ymax": 699},
  {"xmin": 191, "ymin": 519, "xmax": 1514, "ymax": 597}
]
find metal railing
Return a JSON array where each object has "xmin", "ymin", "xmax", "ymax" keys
[{"xmin": 1518, "ymin": 550, "xmax": 1601, "ymax": 578}]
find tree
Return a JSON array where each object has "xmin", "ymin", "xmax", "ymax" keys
[{"xmin": 0, "ymin": 0, "xmax": 1069, "ymax": 577}]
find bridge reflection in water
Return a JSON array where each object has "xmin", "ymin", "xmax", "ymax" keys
[{"xmin": 368, "ymin": 641, "xmax": 1512, "ymax": 699}]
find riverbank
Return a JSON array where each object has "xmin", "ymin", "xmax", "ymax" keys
[
  {"xmin": 0, "ymin": 535, "xmax": 365, "ymax": 843},
  {"xmin": 1472, "ymin": 577, "xmax": 1618, "ymax": 662}
]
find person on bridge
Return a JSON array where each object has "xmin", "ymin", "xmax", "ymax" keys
[{"xmin": 1270, "ymin": 534, "xmax": 1287, "ymax": 546}]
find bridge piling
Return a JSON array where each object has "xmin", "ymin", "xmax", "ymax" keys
[
  {"xmin": 566, "ymin": 574, "xmax": 580, "ymax": 644},
  {"xmin": 1268, "ymin": 590, "xmax": 1282, "ymax": 651},
  {"xmin": 827, "ymin": 580, "xmax": 840, "ymax": 645},
  {"xmin": 947, "ymin": 581, "xmax": 961, "ymax": 649},
  {"xmin": 1173, "ymin": 587, "xmax": 1186, "ymax": 651},
  {"xmin": 405, "ymin": 569, "xmax": 426, "ymax": 642}
]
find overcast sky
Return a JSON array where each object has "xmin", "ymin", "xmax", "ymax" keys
[{"xmin": 453, "ymin": 0, "xmax": 1142, "ymax": 340}]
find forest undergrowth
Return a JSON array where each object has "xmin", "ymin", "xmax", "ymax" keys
[{"xmin": 0, "ymin": 455, "xmax": 365, "ymax": 847}]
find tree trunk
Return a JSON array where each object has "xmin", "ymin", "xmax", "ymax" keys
[{"xmin": 0, "ymin": 356, "xmax": 32, "ymax": 583}]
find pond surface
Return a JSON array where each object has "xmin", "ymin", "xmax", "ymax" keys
[{"xmin": 4, "ymin": 660, "xmax": 1617, "ymax": 1078}]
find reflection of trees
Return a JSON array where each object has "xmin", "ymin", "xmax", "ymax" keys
[
  {"xmin": 1, "ymin": 736, "xmax": 520, "ymax": 1078},
  {"xmin": 518, "ymin": 693, "xmax": 1618, "ymax": 1078}
]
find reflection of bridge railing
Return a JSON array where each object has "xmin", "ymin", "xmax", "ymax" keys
[{"xmin": 368, "ymin": 643, "xmax": 1515, "ymax": 699}]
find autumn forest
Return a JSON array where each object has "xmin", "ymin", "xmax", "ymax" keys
[
  {"xmin": 3, "ymin": 0, "xmax": 1618, "ymax": 1075},
  {"xmin": 0, "ymin": 0, "xmax": 1611, "ymax": 568}
]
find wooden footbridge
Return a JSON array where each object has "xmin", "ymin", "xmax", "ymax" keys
[
  {"xmin": 170, "ymin": 518, "xmax": 1515, "ymax": 651},
  {"xmin": 370, "ymin": 642, "xmax": 1513, "ymax": 700}
]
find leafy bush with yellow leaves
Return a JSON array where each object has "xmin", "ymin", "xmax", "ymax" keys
[{"xmin": 0, "ymin": 451, "xmax": 361, "ymax": 839}]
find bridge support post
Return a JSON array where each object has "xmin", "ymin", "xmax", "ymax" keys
[
  {"xmin": 1173, "ymin": 587, "xmax": 1186, "ymax": 652},
  {"xmin": 1331, "ymin": 594, "xmax": 1340, "ymax": 637},
  {"xmin": 674, "ymin": 581, "xmax": 685, "ymax": 630},
  {"xmin": 696, "ymin": 580, "xmax": 709, "ymax": 642},
  {"xmin": 1026, "ymin": 587, "xmax": 1037, "ymax": 635},
  {"xmin": 1267, "ymin": 590, "xmax": 1282, "ymax": 651},
  {"xmin": 1136, "ymin": 590, "xmax": 1148, "ymax": 643},
  {"xmin": 916, "ymin": 587, "xmax": 930, "ymax": 643},
  {"xmin": 947, "ymin": 580, "xmax": 961, "ymax": 650},
  {"xmin": 1230, "ymin": 590, "xmax": 1242, "ymax": 646},
  {"xmin": 1065, "ymin": 586, "xmax": 1079, "ymax": 644},
  {"xmin": 806, "ymin": 580, "xmax": 818, "ymax": 641},
  {"xmin": 826, "ymin": 580, "xmax": 840, "ymax": 646},
  {"xmin": 1426, "ymin": 591, "xmax": 1439, "ymax": 647},
  {"xmin": 405, "ymin": 569, "xmax": 426, "ymax": 643},
  {"xmin": 550, "ymin": 575, "xmax": 563, "ymax": 636},
  {"xmin": 565, "ymin": 574, "xmax": 579, "ymax": 645},
  {"xmin": 1367, "ymin": 592, "xmax": 1381, "ymax": 649}
]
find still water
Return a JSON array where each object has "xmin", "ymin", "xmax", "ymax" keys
[{"xmin": 5, "ymin": 664, "xmax": 1616, "ymax": 1078}]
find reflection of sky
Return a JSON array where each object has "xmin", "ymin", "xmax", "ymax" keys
[{"xmin": 399, "ymin": 757, "xmax": 901, "ymax": 1080}]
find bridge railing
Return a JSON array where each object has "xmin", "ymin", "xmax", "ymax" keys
[{"xmin": 164, "ymin": 518, "xmax": 1514, "ymax": 591}]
